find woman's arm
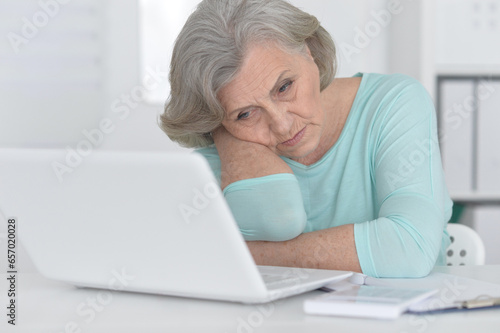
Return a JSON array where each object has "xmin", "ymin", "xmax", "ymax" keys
[
  {"xmin": 212, "ymin": 127, "xmax": 293, "ymax": 189},
  {"xmin": 213, "ymin": 126, "xmax": 362, "ymax": 272},
  {"xmin": 352, "ymin": 78, "xmax": 452, "ymax": 278},
  {"xmin": 247, "ymin": 224, "xmax": 362, "ymax": 272},
  {"xmin": 211, "ymin": 126, "xmax": 307, "ymax": 241}
]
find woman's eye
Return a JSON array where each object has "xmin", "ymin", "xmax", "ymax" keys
[
  {"xmin": 237, "ymin": 111, "xmax": 250, "ymax": 120},
  {"xmin": 279, "ymin": 80, "xmax": 293, "ymax": 93}
]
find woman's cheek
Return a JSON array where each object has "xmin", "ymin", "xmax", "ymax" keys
[
  {"xmin": 242, "ymin": 129, "xmax": 266, "ymax": 145},
  {"xmin": 226, "ymin": 114, "xmax": 272, "ymax": 146}
]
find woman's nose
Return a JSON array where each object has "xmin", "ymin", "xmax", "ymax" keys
[{"xmin": 268, "ymin": 104, "xmax": 293, "ymax": 136}]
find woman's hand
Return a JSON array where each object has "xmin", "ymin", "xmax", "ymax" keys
[{"xmin": 212, "ymin": 127, "xmax": 293, "ymax": 189}]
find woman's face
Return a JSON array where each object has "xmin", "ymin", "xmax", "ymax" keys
[{"xmin": 219, "ymin": 42, "xmax": 326, "ymax": 161}]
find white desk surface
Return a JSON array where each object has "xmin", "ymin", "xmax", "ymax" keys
[{"xmin": 1, "ymin": 265, "xmax": 499, "ymax": 333}]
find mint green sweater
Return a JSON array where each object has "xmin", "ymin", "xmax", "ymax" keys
[{"xmin": 197, "ymin": 73, "xmax": 452, "ymax": 278}]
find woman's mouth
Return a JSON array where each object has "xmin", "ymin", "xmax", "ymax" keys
[{"xmin": 281, "ymin": 127, "xmax": 306, "ymax": 147}]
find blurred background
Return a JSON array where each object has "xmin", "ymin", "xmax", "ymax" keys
[{"xmin": 0, "ymin": 0, "xmax": 499, "ymax": 266}]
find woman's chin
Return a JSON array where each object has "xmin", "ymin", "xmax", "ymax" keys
[
  {"xmin": 278, "ymin": 143, "xmax": 318, "ymax": 162},
  {"xmin": 284, "ymin": 133, "xmax": 326, "ymax": 163}
]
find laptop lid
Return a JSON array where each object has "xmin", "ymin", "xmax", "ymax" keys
[{"xmin": 0, "ymin": 148, "xmax": 269, "ymax": 302}]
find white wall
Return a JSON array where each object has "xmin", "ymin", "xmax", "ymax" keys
[{"xmin": 0, "ymin": 0, "xmax": 108, "ymax": 148}]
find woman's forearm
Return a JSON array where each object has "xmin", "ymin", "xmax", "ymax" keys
[
  {"xmin": 213, "ymin": 127, "xmax": 293, "ymax": 189},
  {"xmin": 246, "ymin": 224, "xmax": 362, "ymax": 273}
]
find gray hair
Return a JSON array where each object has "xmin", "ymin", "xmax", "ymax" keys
[{"xmin": 159, "ymin": 0, "xmax": 337, "ymax": 148}]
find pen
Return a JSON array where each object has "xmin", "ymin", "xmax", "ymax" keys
[{"xmin": 456, "ymin": 296, "xmax": 500, "ymax": 309}]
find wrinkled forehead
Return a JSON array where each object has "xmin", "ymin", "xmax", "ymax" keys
[
  {"xmin": 218, "ymin": 45, "xmax": 289, "ymax": 109},
  {"xmin": 218, "ymin": 42, "xmax": 308, "ymax": 109}
]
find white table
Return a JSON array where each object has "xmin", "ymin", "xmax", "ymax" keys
[{"xmin": 1, "ymin": 265, "xmax": 500, "ymax": 333}]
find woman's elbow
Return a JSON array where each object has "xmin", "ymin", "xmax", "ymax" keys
[
  {"xmin": 401, "ymin": 256, "xmax": 435, "ymax": 278},
  {"xmin": 374, "ymin": 247, "xmax": 436, "ymax": 278},
  {"xmin": 265, "ymin": 204, "xmax": 307, "ymax": 241},
  {"xmin": 239, "ymin": 203, "xmax": 307, "ymax": 241}
]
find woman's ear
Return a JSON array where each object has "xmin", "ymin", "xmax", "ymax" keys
[{"xmin": 305, "ymin": 45, "xmax": 312, "ymax": 56}]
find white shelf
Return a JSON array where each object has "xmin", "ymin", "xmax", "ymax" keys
[
  {"xmin": 450, "ymin": 192, "xmax": 500, "ymax": 204},
  {"xmin": 436, "ymin": 64, "xmax": 500, "ymax": 77}
]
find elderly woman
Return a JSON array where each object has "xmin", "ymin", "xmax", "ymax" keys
[{"xmin": 160, "ymin": 0, "xmax": 452, "ymax": 278}]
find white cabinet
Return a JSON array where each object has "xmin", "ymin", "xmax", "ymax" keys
[
  {"xmin": 438, "ymin": 80, "xmax": 476, "ymax": 193},
  {"xmin": 438, "ymin": 77, "xmax": 500, "ymax": 198},
  {"xmin": 477, "ymin": 81, "xmax": 500, "ymax": 192}
]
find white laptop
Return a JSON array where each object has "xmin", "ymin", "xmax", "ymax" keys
[{"xmin": 0, "ymin": 148, "xmax": 352, "ymax": 303}]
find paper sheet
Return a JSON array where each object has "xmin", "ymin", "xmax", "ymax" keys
[{"xmin": 337, "ymin": 272, "xmax": 500, "ymax": 312}]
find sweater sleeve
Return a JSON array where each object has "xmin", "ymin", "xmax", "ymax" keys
[
  {"xmin": 354, "ymin": 76, "xmax": 453, "ymax": 278},
  {"xmin": 195, "ymin": 147, "xmax": 307, "ymax": 241}
]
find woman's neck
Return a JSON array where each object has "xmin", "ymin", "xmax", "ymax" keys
[{"xmin": 293, "ymin": 77, "xmax": 361, "ymax": 166}]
